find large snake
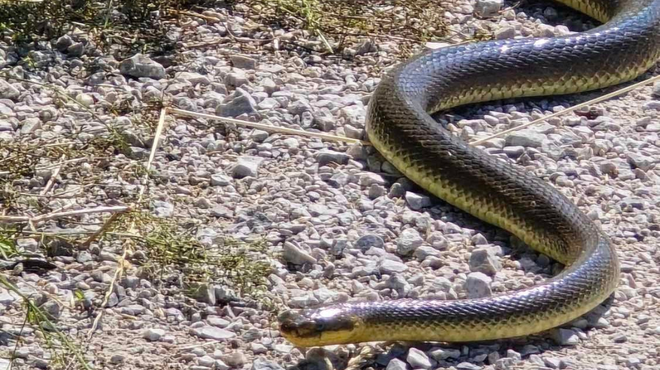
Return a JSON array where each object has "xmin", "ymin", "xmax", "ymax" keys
[{"xmin": 278, "ymin": 0, "xmax": 660, "ymax": 346}]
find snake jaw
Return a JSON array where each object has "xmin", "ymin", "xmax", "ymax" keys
[{"xmin": 278, "ymin": 307, "xmax": 363, "ymax": 347}]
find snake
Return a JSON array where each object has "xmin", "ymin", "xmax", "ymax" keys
[{"xmin": 278, "ymin": 0, "xmax": 660, "ymax": 346}]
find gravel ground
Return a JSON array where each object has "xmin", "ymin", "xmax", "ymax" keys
[{"xmin": 1, "ymin": 0, "xmax": 659, "ymax": 370}]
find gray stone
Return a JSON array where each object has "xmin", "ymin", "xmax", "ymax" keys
[
  {"xmin": 627, "ymin": 152, "xmax": 656, "ymax": 171},
  {"xmin": 405, "ymin": 192, "xmax": 432, "ymax": 210},
  {"xmin": 231, "ymin": 55, "xmax": 257, "ymax": 69},
  {"xmin": 413, "ymin": 246, "xmax": 441, "ymax": 261},
  {"xmin": 356, "ymin": 234, "xmax": 384, "ymax": 251},
  {"xmin": 544, "ymin": 357, "xmax": 561, "ymax": 369},
  {"xmin": 359, "ymin": 172, "xmax": 387, "ymax": 187},
  {"xmin": 143, "ymin": 328, "xmax": 165, "ymax": 341},
  {"xmin": 225, "ymin": 69, "xmax": 249, "ymax": 87},
  {"xmin": 494, "ymin": 26, "xmax": 516, "ymax": 39},
  {"xmin": 282, "ymin": 242, "xmax": 316, "ymax": 265},
  {"xmin": 192, "ymin": 326, "xmax": 236, "ymax": 340},
  {"xmin": 456, "ymin": 363, "xmax": 481, "ymax": 370},
  {"xmin": 397, "ymin": 228, "xmax": 424, "ymax": 256},
  {"xmin": 210, "ymin": 174, "xmax": 232, "ymax": 186},
  {"xmin": 552, "ymin": 328, "xmax": 580, "ymax": 345},
  {"xmin": 474, "ymin": 0, "xmax": 503, "ymax": 17},
  {"xmin": 217, "ymin": 89, "xmax": 258, "ymax": 117},
  {"xmin": 119, "ymin": 54, "xmax": 166, "ymax": 79},
  {"xmin": 505, "ymin": 129, "xmax": 546, "ymax": 147},
  {"xmin": 230, "ymin": 156, "xmax": 264, "ymax": 178},
  {"xmin": 469, "ymin": 248, "xmax": 501, "ymax": 275},
  {"xmin": 152, "ymin": 200, "xmax": 174, "ymax": 217},
  {"xmin": 465, "ymin": 272, "xmax": 492, "ymax": 298},
  {"xmin": 379, "ymin": 259, "xmax": 408, "ymax": 274},
  {"xmin": 55, "ymin": 35, "xmax": 73, "ymax": 51},
  {"xmin": 178, "ymin": 72, "xmax": 211, "ymax": 85},
  {"xmin": 317, "ymin": 150, "xmax": 350, "ymax": 166},
  {"xmin": 262, "ymin": 78, "xmax": 278, "ymax": 95},
  {"xmin": 386, "ymin": 358, "xmax": 408, "ymax": 370},
  {"xmin": 430, "ymin": 347, "xmax": 461, "ymax": 361},
  {"xmin": 653, "ymin": 81, "xmax": 660, "ymax": 98},
  {"xmin": 0, "ymin": 80, "xmax": 19, "ymax": 99},
  {"xmin": 40, "ymin": 300, "xmax": 61, "ymax": 320},
  {"xmin": 0, "ymin": 289, "xmax": 16, "ymax": 305},
  {"xmin": 110, "ymin": 354, "xmax": 125, "ymax": 364},
  {"xmin": 643, "ymin": 101, "xmax": 660, "ymax": 110},
  {"xmin": 250, "ymin": 129, "xmax": 269, "ymax": 142},
  {"xmin": 406, "ymin": 348, "xmax": 432, "ymax": 369}
]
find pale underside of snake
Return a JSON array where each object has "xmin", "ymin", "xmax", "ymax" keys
[{"xmin": 278, "ymin": 0, "xmax": 660, "ymax": 346}]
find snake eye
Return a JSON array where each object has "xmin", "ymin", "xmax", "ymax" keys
[{"xmin": 315, "ymin": 322, "xmax": 326, "ymax": 332}]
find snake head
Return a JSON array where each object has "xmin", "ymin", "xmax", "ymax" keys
[{"xmin": 278, "ymin": 306, "xmax": 362, "ymax": 347}]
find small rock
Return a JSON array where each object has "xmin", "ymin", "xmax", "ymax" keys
[
  {"xmin": 544, "ymin": 357, "xmax": 561, "ymax": 369},
  {"xmin": 494, "ymin": 26, "xmax": 515, "ymax": 39},
  {"xmin": 430, "ymin": 348, "xmax": 461, "ymax": 361},
  {"xmin": 250, "ymin": 129, "xmax": 269, "ymax": 142},
  {"xmin": 456, "ymin": 363, "xmax": 481, "ymax": 370},
  {"xmin": 397, "ymin": 228, "xmax": 424, "ymax": 256},
  {"xmin": 119, "ymin": 54, "xmax": 166, "ymax": 79},
  {"xmin": 143, "ymin": 328, "xmax": 165, "ymax": 341},
  {"xmin": 552, "ymin": 328, "xmax": 580, "ymax": 345},
  {"xmin": 0, "ymin": 80, "xmax": 19, "ymax": 99},
  {"xmin": 282, "ymin": 242, "xmax": 316, "ymax": 265},
  {"xmin": 217, "ymin": 89, "xmax": 258, "ymax": 117},
  {"xmin": 465, "ymin": 272, "xmax": 492, "ymax": 298},
  {"xmin": 231, "ymin": 156, "xmax": 264, "ymax": 178},
  {"xmin": 356, "ymin": 235, "xmax": 385, "ymax": 251},
  {"xmin": 317, "ymin": 150, "xmax": 350, "ymax": 166},
  {"xmin": 407, "ymin": 348, "xmax": 432, "ymax": 369},
  {"xmin": 359, "ymin": 172, "xmax": 387, "ymax": 187},
  {"xmin": 109, "ymin": 354, "xmax": 125, "ymax": 364},
  {"xmin": 505, "ymin": 130, "xmax": 546, "ymax": 147},
  {"xmin": 252, "ymin": 358, "xmax": 285, "ymax": 370},
  {"xmin": 192, "ymin": 326, "xmax": 236, "ymax": 340},
  {"xmin": 474, "ymin": 0, "xmax": 503, "ymax": 17},
  {"xmin": 386, "ymin": 358, "xmax": 408, "ymax": 370},
  {"xmin": 469, "ymin": 248, "xmax": 501, "ymax": 275},
  {"xmin": 379, "ymin": 259, "xmax": 408, "ymax": 274},
  {"xmin": 405, "ymin": 192, "xmax": 432, "ymax": 210},
  {"xmin": 231, "ymin": 55, "xmax": 257, "ymax": 69},
  {"xmin": 652, "ymin": 81, "xmax": 660, "ymax": 98}
]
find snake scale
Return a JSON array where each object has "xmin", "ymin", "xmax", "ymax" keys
[{"xmin": 279, "ymin": 0, "xmax": 660, "ymax": 346}]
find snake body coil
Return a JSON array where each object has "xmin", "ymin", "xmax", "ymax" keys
[{"xmin": 279, "ymin": 0, "xmax": 660, "ymax": 346}]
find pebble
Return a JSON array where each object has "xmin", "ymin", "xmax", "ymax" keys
[
  {"xmin": 505, "ymin": 129, "xmax": 546, "ymax": 147},
  {"xmin": 465, "ymin": 272, "xmax": 492, "ymax": 298},
  {"xmin": 469, "ymin": 248, "xmax": 501, "ymax": 276},
  {"xmin": 406, "ymin": 348, "xmax": 433, "ymax": 369},
  {"xmin": 553, "ymin": 328, "xmax": 580, "ymax": 345},
  {"xmin": 282, "ymin": 242, "xmax": 316, "ymax": 265},
  {"xmin": 397, "ymin": 228, "xmax": 424, "ymax": 256},
  {"xmin": 119, "ymin": 54, "xmax": 166, "ymax": 79},
  {"xmin": 474, "ymin": 0, "xmax": 503, "ymax": 17},
  {"xmin": 191, "ymin": 326, "xmax": 236, "ymax": 340},
  {"xmin": 143, "ymin": 328, "xmax": 165, "ymax": 341},
  {"xmin": 231, "ymin": 156, "xmax": 264, "ymax": 178},
  {"xmin": 386, "ymin": 358, "xmax": 408, "ymax": 370},
  {"xmin": 405, "ymin": 192, "xmax": 432, "ymax": 210}
]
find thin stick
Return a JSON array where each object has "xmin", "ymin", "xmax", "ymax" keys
[
  {"xmin": 147, "ymin": 108, "xmax": 168, "ymax": 171},
  {"xmin": 470, "ymin": 74, "xmax": 660, "ymax": 146},
  {"xmin": 40, "ymin": 155, "xmax": 66, "ymax": 196},
  {"xmin": 87, "ymin": 108, "xmax": 168, "ymax": 339},
  {"xmin": 80, "ymin": 210, "xmax": 130, "ymax": 249},
  {"xmin": 167, "ymin": 108, "xmax": 369, "ymax": 145}
]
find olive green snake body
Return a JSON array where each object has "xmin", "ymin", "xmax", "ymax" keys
[{"xmin": 279, "ymin": 0, "xmax": 660, "ymax": 346}]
